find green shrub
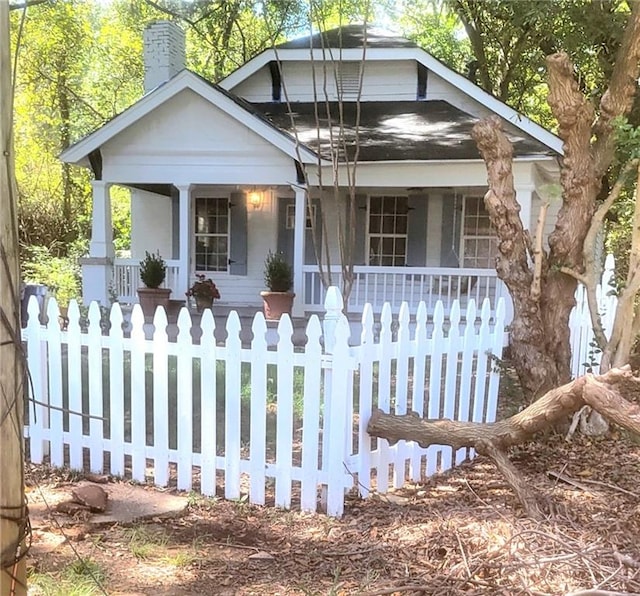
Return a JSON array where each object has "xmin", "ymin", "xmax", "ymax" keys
[
  {"xmin": 139, "ymin": 251, "xmax": 166, "ymax": 288},
  {"xmin": 264, "ymin": 251, "xmax": 293, "ymax": 292},
  {"xmin": 22, "ymin": 245, "xmax": 81, "ymax": 307}
]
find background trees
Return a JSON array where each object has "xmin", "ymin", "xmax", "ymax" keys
[{"xmin": 11, "ymin": 0, "xmax": 640, "ymax": 391}]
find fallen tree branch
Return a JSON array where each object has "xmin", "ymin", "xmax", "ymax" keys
[{"xmin": 367, "ymin": 367, "xmax": 640, "ymax": 518}]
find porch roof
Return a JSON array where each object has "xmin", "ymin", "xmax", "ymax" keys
[{"xmin": 252, "ymin": 100, "xmax": 557, "ymax": 162}]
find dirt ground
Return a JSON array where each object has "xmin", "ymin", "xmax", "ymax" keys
[{"xmin": 23, "ymin": 427, "xmax": 640, "ymax": 596}]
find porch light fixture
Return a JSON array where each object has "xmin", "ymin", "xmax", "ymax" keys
[{"xmin": 247, "ymin": 188, "xmax": 263, "ymax": 210}]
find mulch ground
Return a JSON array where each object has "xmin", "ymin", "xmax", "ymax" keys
[{"xmin": 25, "ymin": 428, "xmax": 640, "ymax": 596}]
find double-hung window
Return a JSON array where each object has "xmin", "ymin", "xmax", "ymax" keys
[
  {"xmin": 461, "ymin": 195, "xmax": 498, "ymax": 268},
  {"xmin": 194, "ymin": 197, "xmax": 229, "ymax": 272},
  {"xmin": 367, "ymin": 195, "xmax": 408, "ymax": 266}
]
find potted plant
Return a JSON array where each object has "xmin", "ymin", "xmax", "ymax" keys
[
  {"xmin": 186, "ymin": 274, "xmax": 221, "ymax": 312},
  {"xmin": 137, "ymin": 251, "xmax": 171, "ymax": 317},
  {"xmin": 260, "ymin": 251, "xmax": 295, "ymax": 321}
]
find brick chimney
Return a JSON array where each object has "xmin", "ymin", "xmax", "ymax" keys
[{"xmin": 143, "ymin": 21, "xmax": 185, "ymax": 94}]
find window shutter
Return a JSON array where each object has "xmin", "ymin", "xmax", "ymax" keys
[
  {"xmin": 229, "ymin": 191, "xmax": 248, "ymax": 275},
  {"xmin": 352, "ymin": 194, "xmax": 368, "ymax": 265},
  {"xmin": 406, "ymin": 193, "xmax": 428, "ymax": 266},
  {"xmin": 440, "ymin": 193, "xmax": 461, "ymax": 267}
]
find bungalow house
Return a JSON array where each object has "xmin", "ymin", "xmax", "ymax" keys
[{"xmin": 60, "ymin": 21, "xmax": 562, "ymax": 318}]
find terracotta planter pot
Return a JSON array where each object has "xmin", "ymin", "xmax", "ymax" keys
[
  {"xmin": 195, "ymin": 295, "xmax": 214, "ymax": 312},
  {"xmin": 137, "ymin": 287, "xmax": 172, "ymax": 318},
  {"xmin": 260, "ymin": 291, "xmax": 295, "ymax": 321}
]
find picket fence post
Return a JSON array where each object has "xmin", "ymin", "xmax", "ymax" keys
[
  {"xmin": 46, "ymin": 298, "xmax": 64, "ymax": 467},
  {"xmin": 25, "ymin": 297, "xmax": 46, "ymax": 464},
  {"xmin": 106, "ymin": 303, "xmax": 123, "ymax": 476},
  {"xmin": 322, "ymin": 287, "xmax": 349, "ymax": 515},
  {"xmin": 129, "ymin": 305, "xmax": 147, "ymax": 482},
  {"xmin": 300, "ymin": 316, "xmax": 322, "ymax": 512}
]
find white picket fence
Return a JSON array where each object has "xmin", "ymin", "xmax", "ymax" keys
[
  {"xmin": 22, "ymin": 289, "xmax": 505, "ymax": 516},
  {"xmin": 569, "ymin": 255, "xmax": 618, "ymax": 377}
]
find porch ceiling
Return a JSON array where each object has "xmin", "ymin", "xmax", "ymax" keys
[{"xmin": 253, "ymin": 100, "xmax": 556, "ymax": 162}]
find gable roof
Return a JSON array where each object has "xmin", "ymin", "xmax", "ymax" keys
[
  {"xmin": 60, "ymin": 70, "xmax": 320, "ymax": 166},
  {"xmin": 220, "ymin": 25, "xmax": 563, "ymax": 157},
  {"xmin": 276, "ymin": 24, "xmax": 418, "ymax": 49},
  {"xmin": 255, "ymin": 100, "xmax": 555, "ymax": 162}
]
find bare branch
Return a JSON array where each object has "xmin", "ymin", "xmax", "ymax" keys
[
  {"xmin": 530, "ymin": 202, "xmax": 549, "ymax": 302},
  {"xmin": 593, "ymin": 0, "xmax": 640, "ymax": 176}
]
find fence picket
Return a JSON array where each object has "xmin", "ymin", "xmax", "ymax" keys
[
  {"xmin": 46, "ymin": 298, "xmax": 64, "ymax": 467},
  {"xmin": 356, "ymin": 304, "xmax": 375, "ymax": 497},
  {"xmin": 176, "ymin": 308, "xmax": 194, "ymax": 491},
  {"xmin": 440, "ymin": 301, "xmax": 462, "ymax": 472},
  {"xmin": 393, "ymin": 303, "xmax": 411, "ymax": 489},
  {"xmin": 249, "ymin": 313, "xmax": 268, "ymax": 505},
  {"xmin": 275, "ymin": 315, "xmax": 295, "ymax": 509},
  {"xmin": 456, "ymin": 300, "xmax": 477, "ymax": 465},
  {"xmin": 129, "ymin": 305, "xmax": 147, "ymax": 482},
  {"xmin": 25, "ymin": 297, "xmax": 45, "ymax": 464},
  {"xmin": 199, "ymin": 310, "xmax": 217, "ymax": 496},
  {"xmin": 427, "ymin": 302, "xmax": 445, "ymax": 476},
  {"xmin": 377, "ymin": 304, "xmax": 393, "ymax": 493},
  {"xmin": 410, "ymin": 301, "xmax": 429, "ymax": 481},
  {"xmin": 473, "ymin": 300, "xmax": 492, "ymax": 425},
  {"xmin": 301, "ymin": 316, "xmax": 322, "ymax": 511},
  {"xmin": 108, "ymin": 303, "xmax": 125, "ymax": 476},
  {"xmin": 326, "ymin": 315, "xmax": 351, "ymax": 517},
  {"xmin": 152, "ymin": 307, "xmax": 170, "ymax": 486},
  {"xmin": 224, "ymin": 311, "xmax": 242, "ymax": 500},
  {"xmin": 66, "ymin": 301, "xmax": 83, "ymax": 470},
  {"xmin": 486, "ymin": 299, "xmax": 506, "ymax": 422}
]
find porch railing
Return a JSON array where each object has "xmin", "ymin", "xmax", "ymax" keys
[
  {"xmin": 302, "ymin": 265, "xmax": 512, "ymax": 319},
  {"xmin": 113, "ymin": 258, "xmax": 181, "ymax": 303}
]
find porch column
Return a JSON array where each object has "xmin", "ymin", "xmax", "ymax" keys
[
  {"xmin": 292, "ymin": 184, "xmax": 306, "ymax": 317},
  {"xmin": 176, "ymin": 184, "xmax": 191, "ymax": 300},
  {"xmin": 515, "ymin": 185, "xmax": 534, "ymax": 232},
  {"xmin": 80, "ymin": 180, "xmax": 113, "ymax": 306},
  {"xmin": 90, "ymin": 180, "xmax": 114, "ymax": 258}
]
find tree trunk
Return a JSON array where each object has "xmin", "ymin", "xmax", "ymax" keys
[
  {"xmin": 472, "ymin": 117, "xmax": 560, "ymax": 397},
  {"xmin": 367, "ymin": 367, "xmax": 640, "ymax": 519},
  {"xmin": 0, "ymin": 3, "xmax": 27, "ymax": 593}
]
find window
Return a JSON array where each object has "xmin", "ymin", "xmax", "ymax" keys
[
  {"xmin": 461, "ymin": 196, "xmax": 498, "ymax": 268},
  {"xmin": 285, "ymin": 203, "xmax": 316, "ymax": 230},
  {"xmin": 367, "ymin": 196, "xmax": 408, "ymax": 266},
  {"xmin": 194, "ymin": 197, "xmax": 229, "ymax": 272}
]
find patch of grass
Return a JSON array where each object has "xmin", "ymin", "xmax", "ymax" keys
[
  {"xmin": 28, "ymin": 558, "xmax": 106, "ymax": 596},
  {"xmin": 162, "ymin": 550, "xmax": 197, "ymax": 567},
  {"xmin": 123, "ymin": 524, "xmax": 169, "ymax": 560}
]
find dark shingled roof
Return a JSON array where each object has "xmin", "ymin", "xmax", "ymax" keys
[
  {"xmin": 276, "ymin": 24, "xmax": 417, "ymax": 50},
  {"xmin": 252, "ymin": 101, "xmax": 555, "ymax": 162}
]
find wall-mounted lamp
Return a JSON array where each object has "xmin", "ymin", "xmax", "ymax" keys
[{"xmin": 247, "ymin": 189, "xmax": 263, "ymax": 210}]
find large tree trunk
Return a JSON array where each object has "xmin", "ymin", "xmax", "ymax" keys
[
  {"xmin": 367, "ymin": 367, "xmax": 640, "ymax": 519},
  {"xmin": 0, "ymin": 4, "xmax": 27, "ymax": 594},
  {"xmin": 471, "ymin": 117, "xmax": 559, "ymax": 397},
  {"xmin": 471, "ymin": 5, "xmax": 640, "ymax": 399}
]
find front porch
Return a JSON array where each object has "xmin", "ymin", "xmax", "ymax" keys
[{"xmin": 112, "ymin": 258, "xmax": 514, "ymax": 323}]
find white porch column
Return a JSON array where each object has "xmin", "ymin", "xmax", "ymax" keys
[
  {"xmin": 292, "ymin": 184, "xmax": 306, "ymax": 317},
  {"xmin": 80, "ymin": 180, "xmax": 114, "ymax": 306},
  {"xmin": 176, "ymin": 184, "xmax": 191, "ymax": 300},
  {"xmin": 90, "ymin": 180, "xmax": 114, "ymax": 258},
  {"xmin": 515, "ymin": 185, "xmax": 534, "ymax": 232}
]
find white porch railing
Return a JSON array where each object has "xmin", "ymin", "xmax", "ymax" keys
[
  {"xmin": 303, "ymin": 265, "xmax": 512, "ymax": 319},
  {"xmin": 113, "ymin": 258, "xmax": 181, "ymax": 303}
]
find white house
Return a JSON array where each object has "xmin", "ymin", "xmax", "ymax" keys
[{"xmin": 60, "ymin": 22, "xmax": 561, "ymax": 317}]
